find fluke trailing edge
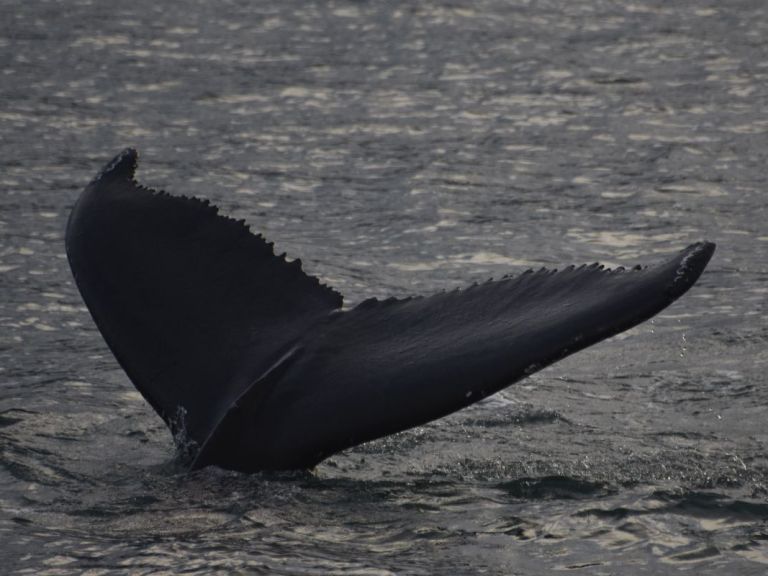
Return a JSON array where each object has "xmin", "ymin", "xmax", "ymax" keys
[{"xmin": 66, "ymin": 149, "xmax": 716, "ymax": 472}]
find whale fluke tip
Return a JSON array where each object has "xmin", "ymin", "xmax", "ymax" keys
[
  {"xmin": 93, "ymin": 148, "xmax": 138, "ymax": 183},
  {"xmin": 667, "ymin": 241, "xmax": 716, "ymax": 299}
]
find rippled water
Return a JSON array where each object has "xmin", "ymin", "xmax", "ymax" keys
[{"xmin": 1, "ymin": 0, "xmax": 767, "ymax": 574}]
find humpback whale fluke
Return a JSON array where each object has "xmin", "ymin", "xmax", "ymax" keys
[{"xmin": 66, "ymin": 149, "xmax": 716, "ymax": 472}]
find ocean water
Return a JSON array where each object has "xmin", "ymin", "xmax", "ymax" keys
[{"xmin": 1, "ymin": 0, "xmax": 767, "ymax": 574}]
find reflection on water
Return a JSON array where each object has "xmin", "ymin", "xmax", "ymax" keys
[{"xmin": 1, "ymin": 0, "xmax": 767, "ymax": 574}]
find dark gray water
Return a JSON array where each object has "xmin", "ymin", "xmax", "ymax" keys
[{"xmin": 1, "ymin": 0, "xmax": 767, "ymax": 573}]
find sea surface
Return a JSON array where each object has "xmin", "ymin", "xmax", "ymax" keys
[{"xmin": 1, "ymin": 1, "xmax": 767, "ymax": 574}]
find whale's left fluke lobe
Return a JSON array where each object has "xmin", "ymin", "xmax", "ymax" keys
[
  {"xmin": 66, "ymin": 150, "xmax": 715, "ymax": 472},
  {"xmin": 66, "ymin": 149, "xmax": 343, "ymax": 453}
]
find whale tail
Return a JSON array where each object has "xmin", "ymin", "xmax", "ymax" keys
[{"xmin": 66, "ymin": 150, "xmax": 715, "ymax": 471}]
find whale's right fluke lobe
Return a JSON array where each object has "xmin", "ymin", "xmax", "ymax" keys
[
  {"xmin": 196, "ymin": 242, "xmax": 715, "ymax": 471},
  {"xmin": 67, "ymin": 150, "xmax": 715, "ymax": 473}
]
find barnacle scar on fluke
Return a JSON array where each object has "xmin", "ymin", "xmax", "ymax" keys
[{"xmin": 65, "ymin": 149, "xmax": 716, "ymax": 472}]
